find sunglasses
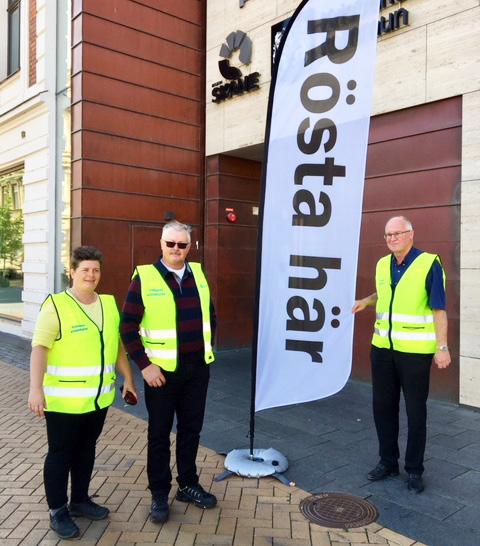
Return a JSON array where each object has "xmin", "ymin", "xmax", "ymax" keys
[{"xmin": 162, "ymin": 240, "xmax": 189, "ymax": 249}]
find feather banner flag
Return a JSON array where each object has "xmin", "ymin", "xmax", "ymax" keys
[{"xmin": 255, "ymin": 0, "xmax": 378, "ymax": 411}]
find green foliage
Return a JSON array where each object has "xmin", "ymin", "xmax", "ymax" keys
[{"xmin": 0, "ymin": 199, "xmax": 23, "ymax": 276}]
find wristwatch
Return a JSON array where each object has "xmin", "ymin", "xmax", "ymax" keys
[{"xmin": 438, "ymin": 345, "xmax": 449, "ymax": 352}]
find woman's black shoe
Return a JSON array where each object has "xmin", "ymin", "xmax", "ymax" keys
[
  {"xmin": 150, "ymin": 495, "xmax": 169, "ymax": 523},
  {"xmin": 69, "ymin": 498, "xmax": 109, "ymax": 520},
  {"xmin": 50, "ymin": 506, "xmax": 80, "ymax": 539}
]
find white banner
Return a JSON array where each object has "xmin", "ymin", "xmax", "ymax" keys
[{"xmin": 256, "ymin": 0, "xmax": 378, "ymax": 411}]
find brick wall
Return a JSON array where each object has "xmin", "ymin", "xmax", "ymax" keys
[
  {"xmin": 28, "ymin": 0, "xmax": 36, "ymax": 86},
  {"xmin": 71, "ymin": 0, "xmax": 206, "ymax": 301}
]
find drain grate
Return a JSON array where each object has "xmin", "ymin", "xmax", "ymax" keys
[{"xmin": 299, "ymin": 492, "xmax": 378, "ymax": 529}]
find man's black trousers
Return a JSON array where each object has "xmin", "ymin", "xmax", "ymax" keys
[
  {"xmin": 44, "ymin": 408, "xmax": 108, "ymax": 509},
  {"xmin": 144, "ymin": 360, "xmax": 210, "ymax": 496},
  {"xmin": 371, "ymin": 346, "xmax": 433, "ymax": 475}
]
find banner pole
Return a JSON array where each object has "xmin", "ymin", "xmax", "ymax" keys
[
  {"xmin": 248, "ymin": 353, "xmax": 256, "ymax": 457},
  {"xmin": 249, "ymin": 161, "xmax": 265, "ymax": 458},
  {"xmin": 247, "ymin": 0, "xmax": 294, "ymax": 460}
]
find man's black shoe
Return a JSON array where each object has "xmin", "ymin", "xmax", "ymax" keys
[
  {"xmin": 150, "ymin": 495, "xmax": 169, "ymax": 523},
  {"xmin": 407, "ymin": 473, "xmax": 424, "ymax": 493},
  {"xmin": 367, "ymin": 462, "xmax": 399, "ymax": 481},
  {"xmin": 69, "ymin": 498, "xmax": 109, "ymax": 520},
  {"xmin": 50, "ymin": 505, "xmax": 80, "ymax": 540},
  {"xmin": 176, "ymin": 484, "xmax": 217, "ymax": 509}
]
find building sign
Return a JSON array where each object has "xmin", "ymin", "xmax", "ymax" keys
[
  {"xmin": 271, "ymin": 0, "xmax": 410, "ymax": 63},
  {"xmin": 378, "ymin": 0, "xmax": 409, "ymax": 36},
  {"xmin": 212, "ymin": 30, "xmax": 260, "ymax": 103}
]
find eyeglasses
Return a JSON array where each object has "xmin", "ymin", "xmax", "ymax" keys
[
  {"xmin": 162, "ymin": 240, "xmax": 189, "ymax": 249},
  {"xmin": 384, "ymin": 230, "xmax": 411, "ymax": 240}
]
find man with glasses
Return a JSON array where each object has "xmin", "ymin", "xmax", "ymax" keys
[
  {"xmin": 121, "ymin": 221, "xmax": 217, "ymax": 522},
  {"xmin": 353, "ymin": 216, "xmax": 450, "ymax": 493}
]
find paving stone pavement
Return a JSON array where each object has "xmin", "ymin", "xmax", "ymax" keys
[
  {"xmin": 0, "ymin": 358, "xmax": 425, "ymax": 546},
  {"xmin": 3, "ymin": 331, "xmax": 480, "ymax": 546}
]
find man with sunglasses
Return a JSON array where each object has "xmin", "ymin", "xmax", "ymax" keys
[
  {"xmin": 353, "ymin": 216, "xmax": 450, "ymax": 493},
  {"xmin": 121, "ymin": 221, "xmax": 217, "ymax": 523}
]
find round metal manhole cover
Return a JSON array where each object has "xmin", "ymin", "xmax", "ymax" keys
[{"xmin": 299, "ymin": 492, "xmax": 379, "ymax": 529}]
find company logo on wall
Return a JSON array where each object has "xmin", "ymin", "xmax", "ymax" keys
[{"xmin": 212, "ymin": 30, "xmax": 260, "ymax": 104}]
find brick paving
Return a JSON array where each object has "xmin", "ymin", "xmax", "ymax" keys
[{"xmin": 0, "ymin": 360, "xmax": 425, "ymax": 546}]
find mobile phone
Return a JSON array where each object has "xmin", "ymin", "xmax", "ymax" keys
[{"xmin": 120, "ymin": 385, "xmax": 137, "ymax": 405}]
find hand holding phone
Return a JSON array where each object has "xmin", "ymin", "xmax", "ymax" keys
[{"xmin": 120, "ymin": 385, "xmax": 138, "ymax": 405}]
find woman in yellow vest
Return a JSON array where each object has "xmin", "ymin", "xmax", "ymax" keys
[{"xmin": 28, "ymin": 246, "xmax": 137, "ymax": 540}]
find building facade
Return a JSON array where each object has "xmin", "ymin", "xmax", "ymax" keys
[
  {"xmin": 205, "ymin": 0, "xmax": 480, "ymax": 407},
  {"xmin": 1, "ymin": 0, "xmax": 479, "ymax": 408},
  {"xmin": 0, "ymin": 0, "xmax": 71, "ymax": 336},
  {"xmin": 70, "ymin": 0, "xmax": 206, "ymax": 297},
  {"xmin": 0, "ymin": 0, "xmax": 206, "ymax": 335}
]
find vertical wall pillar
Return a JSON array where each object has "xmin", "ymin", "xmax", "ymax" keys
[
  {"xmin": 205, "ymin": 154, "xmax": 261, "ymax": 348},
  {"xmin": 459, "ymin": 91, "xmax": 480, "ymax": 407}
]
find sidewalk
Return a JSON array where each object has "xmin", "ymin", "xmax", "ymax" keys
[
  {"xmin": 0, "ymin": 359, "xmax": 419, "ymax": 546},
  {"xmin": 2, "ymin": 331, "xmax": 480, "ymax": 545}
]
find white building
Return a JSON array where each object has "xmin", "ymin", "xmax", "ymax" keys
[{"xmin": 0, "ymin": 0, "xmax": 71, "ymax": 337}]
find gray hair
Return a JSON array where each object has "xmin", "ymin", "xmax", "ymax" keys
[
  {"xmin": 385, "ymin": 216, "xmax": 413, "ymax": 231},
  {"xmin": 162, "ymin": 221, "xmax": 192, "ymax": 243}
]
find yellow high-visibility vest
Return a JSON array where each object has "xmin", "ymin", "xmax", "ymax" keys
[
  {"xmin": 43, "ymin": 291, "xmax": 119, "ymax": 413},
  {"xmin": 372, "ymin": 252, "xmax": 444, "ymax": 354},
  {"xmin": 135, "ymin": 263, "xmax": 215, "ymax": 371}
]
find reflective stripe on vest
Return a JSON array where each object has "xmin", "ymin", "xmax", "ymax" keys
[
  {"xmin": 43, "ymin": 292, "xmax": 119, "ymax": 414},
  {"xmin": 374, "ymin": 328, "xmax": 437, "ymax": 341},
  {"xmin": 136, "ymin": 263, "xmax": 215, "ymax": 371},
  {"xmin": 46, "ymin": 364, "xmax": 116, "ymax": 377},
  {"xmin": 372, "ymin": 252, "xmax": 443, "ymax": 354},
  {"xmin": 376, "ymin": 313, "xmax": 434, "ymax": 324},
  {"xmin": 140, "ymin": 328, "xmax": 176, "ymax": 339},
  {"xmin": 44, "ymin": 383, "xmax": 115, "ymax": 398}
]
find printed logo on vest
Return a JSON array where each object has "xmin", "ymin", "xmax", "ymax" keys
[
  {"xmin": 147, "ymin": 288, "xmax": 166, "ymax": 297},
  {"xmin": 71, "ymin": 324, "xmax": 88, "ymax": 334}
]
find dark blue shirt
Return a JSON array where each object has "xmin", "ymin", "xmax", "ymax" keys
[{"xmin": 391, "ymin": 247, "xmax": 446, "ymax": 310}]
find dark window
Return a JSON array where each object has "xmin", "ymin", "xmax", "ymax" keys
[{"xmin": 7, "ymin": 0, "xmax": 21, "ymax": 76}]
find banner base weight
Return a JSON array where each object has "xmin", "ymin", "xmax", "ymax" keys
[{"xmin": 215, "ymin": 448, "xmax": 295, "ymax": 486}]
